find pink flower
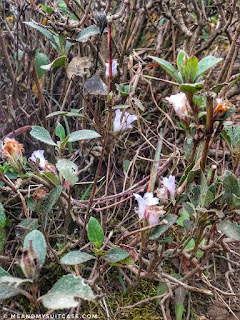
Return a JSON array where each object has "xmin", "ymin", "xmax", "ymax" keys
[
  {"xmin": 113, "ymin": 109, "xmax": 137, "ymax": 132},
  {"xmin": 133, "ymin": 192, "xmax": 165, "ymax": 226}
]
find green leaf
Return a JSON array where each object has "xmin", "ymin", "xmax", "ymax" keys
[
  {"xmin": 195, "ymin": 56, "xmax": 223, "ymax": 81},
  {"xmin": 40, "ymin": 186, "xmax": 62, "ymax": 215},
  {"xmin": 41, "ymin": 55, "xmax": 66, "ymax": 70},
  {"xmin": 24, "ymin": 22, "xmax": 59, "ymax": 51},
  {"xmin": 41, "ymin": 274, "xmax": 95, "ymax": 309},
  {"xmin": 75, "ymin": 25, "xmax": 101, "ymax": 42},
  {"xmin": 35, "ymin": 51, "xmax": 48, "ymax": 79},
  {"xmin": 149, "ymin": 56, "xmax": 182, "ymax": 83},
  {"xmin": 149, "ymin": 214, "xmax": 177, "ymax": 240},
  {"xmin": 60, "ymin": 251, "xmax": 95, "ymax": 265},
  {"xmin": 0, "ymin": 228, "xmax": 6, "ymax": 253},
  {"xmin": 131, "ymin": 98, "xmax": 145, "ymax": 111},
  {"xmin": 56, "ymin": 159, "xmax": 78, "ymax": 186},
  {"xmin": 177, "ymin": 50, "xmax": 188, "ymax": 77},
  {"xmin": 68, "ymin": 130, "xmax": 101, "ymax": 142},
  {"xmin": 0, "ymin": 203, "xmax": 6, "ymax": 228},
  {"xmin": 223, "ymin": 170, "xmax": 240, "ymax": 209},
  {"xmin": 26, "ymin": 198, "xmax": 36, "ymax": 212},
  {"xmin": 0, "ymin": 267, "xmax": 31, "ymax": 299},
  {"xmin": 23, "ymin": 230, "xmax": 46, "ymax": 266},
  {"xmin": 43, "ymin": 172, "xmax": 60, "ymax": 186},
  {"xmin": 17, "ymin": 219, "xmax": 39, "ymax": 231},
  {"xmin": 179, "ymin": 83, "xmax": 204, "ymax": 95},
  {"xmin": 30, "ymin": 126, "xmax": 57, "ymax": 146},
  {"xmin": 103, "ymin": 247, "xmax": 130, "ymax": 263},
  {"xmin": 183, "ymin": 56, "xmax": 198, "ymax": 83},
  {"xmin": 55, "ymin": 123, "xmax": 65, "ymax": 140},
  {"xmin": 182, "ymin": 202, "xmax": 196, "ymax": 217},
  {"xmin": 46, "ymin": 111, "xmax": 85, "ymax": 119},
  {"xmin": 217, "ymin": 220, "xmax": 240, "ymax": 241},
  {"xmin": 87, "ymin": 217, "xmax": 104, "ymax": 249}
]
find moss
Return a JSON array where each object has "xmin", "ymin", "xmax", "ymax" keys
[{"xmin": 85, "ymin": 278, "xmax": 164, "ymax": 320}]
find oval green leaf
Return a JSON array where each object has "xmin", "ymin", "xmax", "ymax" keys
[
  {"xmin": 87, "ymin": 217, "xmax": 104, "ymax": 249},
  {"xmin": 41, "ymin": 274, "xmax": 95, "ymax": 309},
  {"xmin": 75, "ymin": 25, "xmax": 100, "ymax": 42},
  {"xmin": 23, "ymin": 230, "xmax": 46, "ymax": 266},
  {"xmin": 56, "ymin": 159, "xmax": 78, "ymax": 186},
  {"xmin": 60, "ymin": 251, "xmax": 95, "ymax": 265},
  {"xmin": 195, "ymin": 56, "xmax": 223, "ymax": 81},
  {"xmin": 149, "ymin": 56, "xmax": 182, "ymax": 83},
  {"xmin": 41, "ymin": 55, "xmax": 66, "ymax": 70},
  {"xmin": 30, "ymin": 126, "xmax": 56, "ymax": 146},
  {"xmin": 217, "ymin": 220, "xmax": 240, "ymax": 241},
  {"xmin": 68, "ymin": 130, "xmax": 101, "ymax": 142},
  {"xmin": 103, "ymin": 247, "xmax": 130, "ymax": 263}
]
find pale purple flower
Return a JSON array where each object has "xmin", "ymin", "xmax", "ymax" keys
[
  {"xmin": 166, "ymin": 93, "xmax": 189, "ymax": 120},
  {"xmin": 157, "ymin": 175, "xmax": 175, "ymax": 203},
  {"xmin": 148, "ymin": 211, "xmax": 161, "ymax": 226},
  {"xmin": 29, "ymin": 150, "xmax": 46, "ymax": 170},
  {"xmin": 113, "ymin": 109, "xmax": 137, "ymax": 132},
  {"xmin": 105, "ymin": 59, "xmax": 118, "ymax": 77},
  {"xmin": 162, "ymin": 175, "xmax": 175, "ymax": 199}
]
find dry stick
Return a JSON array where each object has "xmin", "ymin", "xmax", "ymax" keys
[
  {"xmin": 78, "ymin": 22, "xmax": 113, "ymax": 243},
  {"xmin": 1, "ymin": 175, "xmax": 29, "ymax": 218},
  {"xmin": 0, "ymin": 30, "xmax": 15, "ymax": 83},
  {"xmin": 217, "ymin": 22, "xmax": 240, "ymax": 83},
  {"xmin": 200, "ymin": 95, "xmax": 214, "ymax": 172},
  {"xmin": 32, "ymin": 64, "xmax": 47, "ymax": 129}
]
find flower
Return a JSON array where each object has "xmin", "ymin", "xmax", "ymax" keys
[
  {"xmin": 213, "ymin": 98, "xmax": 231, "ymax": 117},
  {"xmin": 113, "ymin": 109, "xmax": 137, "ymax": 132},
  {"xmin": 162, "ymin": 175, "xmax": 175, "ymax": 199},
  {"xmin": 166, "ymin": 93, "xmax": 189, "ymax": 120},
  {"xmin": 2, "ymin": 138, "xmax": 24, "ymax": 159},
  {"xmin": 29, "ymin": 150, "xmax": 46, "ymax": 170},
  {"xmin": 2, "ymin": 138, "xmax": 24, "ymax": 171},
  {"xmin": 157, "ymin": 175, "xmax": 175, "ymax": 203},
  {"xmin": 29, "ymin": 150, "xmax": 57, "ymax": 174},
  {"xmin": 105, "ymin": 59, "xmax": 118, "ymax": 77},
  {"xmin": 133, "ymin": 192, "xmax": 165, "ymax": 225}
]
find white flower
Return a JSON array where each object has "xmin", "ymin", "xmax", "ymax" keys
[
  {"xmin": 133, "ymin": 192, "xmax": 159, "ymax": 219},
  {"xmin": 113, "ymin": 109, "xmax": 137, "ymax": 132},
  {"xmin": 166, "ymin": 93, "xmax": 189, "ymax": 120},
  {"xmin": 105, "ymin": 59, "xmax": 118, "ymax": 77},
  {"xmin": 162, "ymin": 175, "xmax": 175, "ymax": 199},
  {"xmin": 29, "ymin": 150, "xmax": 46, "ymax": 170}
]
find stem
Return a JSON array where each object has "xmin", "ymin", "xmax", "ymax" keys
[
  {"xmin": 32, "ymin": 64, "xmax": 47, "ymax": 128},
  {"xmin": 200, "ymin": 96, "xmax": 213, "ymax": 171},
  {"xmin": 108, "ymin": 23, "xmax": 113, "ymax": 92},
  {"xmin": 148, "ymin": 136, "xmax": 163, "ymax": 192}
]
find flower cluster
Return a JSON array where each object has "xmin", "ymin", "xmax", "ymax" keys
[
  {"xmin": 113, "ymin": 109, "xmax": 137, "ymax": 132},
  {"xmin": 2, "ymin": 138, "xmax": 24, "ymax": 172}
]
